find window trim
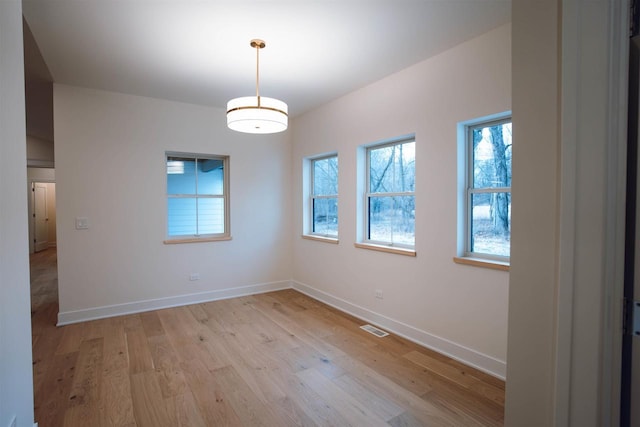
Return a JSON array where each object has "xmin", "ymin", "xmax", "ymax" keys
[
  {"xmin": 164, "ymin": 151, "xmax": 230, "ymax": 243},
  {"xmin": 461, "ymin": 114, "xmax": 511, "ymax": 263},
  {"xmin": 453, "ymin": 256, "xmax": 509, "ymax": 271},
  {"xmin": 354, "ymin": 242, "xmax": 416, "ymax": 257},
  {"xmin": 306, "ymin": 153, "xmax": 339, "ymax": 240},
  {"xmin": 302, "ymin": 234, "xmax": 338, "ymax": 244},
  {"xmin": 363, "ymin": 137, "xmax": 416, "ymax": 250}
]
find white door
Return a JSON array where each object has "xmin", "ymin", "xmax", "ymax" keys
[{"xmin": 34, "ymin": 183, "xmax": 49, "ymax": 252}]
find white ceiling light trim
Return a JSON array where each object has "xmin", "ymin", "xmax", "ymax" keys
[{"xmin": 227, "ymin": 39, "xmax": 288, "ymax": 134}]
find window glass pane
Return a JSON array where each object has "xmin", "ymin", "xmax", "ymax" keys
[
  {"xmin": 369, "ymin": 145, "xmax": 394, "ymax": 193},
  {"xmin": 470, "ymin": 192, "xmax": 510, "ymax": 257},
  {"xmin": 197, "ymin": 159, "xmax": 224, "ymax": 195},
  {"xmin": 472, "ymin": 122, "xmax": 512, "ymax": 189},
  {"xmin": 197, "ymin": 198, "xmax": 225, "ymax": 235},
  {"xmin": 397, "ymin": 142, "xmax": 416, "ymax": 193},
  {"xmin": 167, "ymin": 157, "xmax": 196, "ymax": 195},
  {"xmin": 167, "ymin": 197, "xmax": 197, "ymax": 236},
  {"xmin": 368, "ymin": 195, "xmax": 415, "ymax": 245},
  {"xmin": 369, "ymin": 141, "xmax": 415, "ymax": 193},
  {"xmin": 313, "ymin": 197, "xmax": 338, "ymax": 236},
  {"xmin": 313, "ymin": 156, "xmax": 338, "ymax": 196},
  {"xmin": 166, "ymin": 153, "xmax": 229, "ymax": 239}
]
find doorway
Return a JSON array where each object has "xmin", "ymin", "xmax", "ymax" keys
[
  {"xmin": 27, "ymin": 171, "xmax": 59, "ymax": 328},
  {"xmin": 32, "ymin": 182, "xmax": 55, "ymax": 252},
  {"xmin": 28, "ymin": 176, "xmax": 56, "ymax": 254}
]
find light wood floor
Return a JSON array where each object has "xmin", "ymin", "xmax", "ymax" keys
[{"xmin": 31, "ymin": 248, "xmax": 504, "ymax": 426}]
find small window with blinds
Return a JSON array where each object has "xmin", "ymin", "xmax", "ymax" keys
[{"xmin": 165, "ymin": 152, "xmax": 230, "ymax": 243}]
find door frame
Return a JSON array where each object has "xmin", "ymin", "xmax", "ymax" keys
[
  {"xmin": 553, "ymin": 0, "xmax": 629, "ymax": 425},
  {"xmin": 622, "ymin": 32, "xmax": 640, "ymax": 427}
]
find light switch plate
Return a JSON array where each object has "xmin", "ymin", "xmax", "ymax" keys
[{"xmin": 75, "ymin": 217, "xmax": 89, "ymax": 230}]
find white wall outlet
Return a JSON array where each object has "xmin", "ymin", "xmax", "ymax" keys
[
  {"xmin": 374, "ymin": 290, "xmax": 383, "ymax": 299},
  {"xmin": 189, "ymin": 273, "xmax": 200, "ymax": 281}
]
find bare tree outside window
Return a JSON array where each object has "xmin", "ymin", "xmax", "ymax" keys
[
  {"xmin": 366, "ymin": 139, "xmax": 415, "ymax": 247},
  {"xmin": 468, "ymin": 120, "xmax": 512, "ymax": 258},
  {"xmin": 311, "ymin": 155, "xmax": 338, "ymax": 236}
]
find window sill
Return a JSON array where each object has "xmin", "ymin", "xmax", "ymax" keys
[
  {"xmin": 453, "ymin": 256, "xmax": 509, "ymax": 271},
  {"xmin": 164, "ymin": 236, "xmax": 232, "ymax": 244},
  {"xmin": 302, "ymin": 235, "xmax": 339, "ymax": 244},
  {"xmin": 354, "ymin": 242, "xmax": 416, "ymax": 257}
]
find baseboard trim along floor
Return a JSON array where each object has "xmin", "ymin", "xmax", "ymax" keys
[
  {"xmin": 292, "ymin": 280, "xmax": 506, "ymax": 380},
  {"xmin": 57, "ymin": 280, "xmax": 292, "ymax": 326},
  {"xmin": 56, "ymin": 278, "xmax": 505, "ymax": 379}
]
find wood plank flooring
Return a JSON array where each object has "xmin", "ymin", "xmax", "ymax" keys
[{"xmin": 30, "ymin": 248, "xmax": 505, "ymax": 426}]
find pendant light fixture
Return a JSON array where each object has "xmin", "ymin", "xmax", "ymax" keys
[{"xmin": 227, "ymin": 39, "xmax": 288, "ymax": 134}]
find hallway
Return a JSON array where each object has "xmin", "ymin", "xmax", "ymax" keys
[
  {"xmin": 30, "ymin": 247, "xmax": 58, "ymax": 312},
  {"xmin": 30, "ymin": 247, "xmax": 64, "ymax": 425}
]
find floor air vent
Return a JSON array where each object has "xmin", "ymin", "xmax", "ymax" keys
[{"xmin": 360, "ymin": 324, "xmax": 389, "ymax": 337}]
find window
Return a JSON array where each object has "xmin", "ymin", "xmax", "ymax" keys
[
  {"xmin": 310, "ymin": 155, "xmax": 338, "ymax": 237},
  {"xmin": 165, "ymin": 153, "xmax": 230, "ymax": 242},
  {"xmin": 464, "ymin": 117, "xmax": 512, "ymax": 260},
  {"xmin": 364, "ymin": 138, "xmax": 415, "ymax": 248}
]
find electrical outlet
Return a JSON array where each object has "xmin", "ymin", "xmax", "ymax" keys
[
  {"xmin": 375, "ymin": 290, "xmax": 383, "ymax": 299},
  {"xmin": 189, "ymin": 273, "xmax": 200, "ymax": 281}
]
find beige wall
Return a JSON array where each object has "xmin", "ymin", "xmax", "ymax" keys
[
  {"xmin": 26, "ymin": 135, "xmax": 54, "ymax": 166},
  {"xmin": 25, "ymin": 78, "xmax": 54, "ymax": 143},
  {"xmin": 26, "ymin": 167, "xmax": 55, "ymax": 182},
  {"xmin": 54, "ymin": 85, "xmax": 293, "ymax": 323},
  {"xmin": 291, "ymin": 24, "xmax": 511, "ymax": 378},
  {"xmin": 0, "ymin": 1, "xmax": 36, "ymax": 426}
]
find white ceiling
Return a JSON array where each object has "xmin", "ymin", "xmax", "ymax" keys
[{"xmin": 22, "ymin": 0, "xmax": 510, "ymax": 117}]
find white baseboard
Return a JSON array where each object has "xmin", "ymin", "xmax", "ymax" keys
[
  {"xmin": 292, "ymin": 280, "xmax": 506, "ymax": 380},
  {"xmin": 57, "ymin": 280, "xmax": 292, "ymax": 326},
  {"xmin": 55, "ymin": 278, "xmax": 505, "ymax": 379}
]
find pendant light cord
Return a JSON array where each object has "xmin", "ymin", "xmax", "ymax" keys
[{"xmin": 255, "ymin": 43, "xmax": 260, "ymax": 106}]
